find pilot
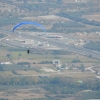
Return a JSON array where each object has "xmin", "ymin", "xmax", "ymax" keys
[{"xmin": 27, "ymin": 49, "xmax": 30, "ymax": 54}]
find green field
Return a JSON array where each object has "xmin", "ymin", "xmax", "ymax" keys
[
  {"xmin": 10, "ymin": 51, "xmax": 100, "ymax": 63},
  {"xmin": 0, "ymin": 71, "xmax": 14, "ymax": 76}
]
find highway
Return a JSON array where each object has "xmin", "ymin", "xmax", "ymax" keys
[
  {"xmin": 0, "ymin": 28, "xmax": 100, "ymax": 59},
  {"xmin": 18, "ymin": 33, "xmax": 100, "ymax": 59}
]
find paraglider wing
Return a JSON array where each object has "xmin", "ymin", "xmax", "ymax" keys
[
  {"xmin": 77, "ymin": 80, "xmax": 83, "ymax": 83},
  {"xmin": 12, "ymin": 22, "xmax": 46, "ymax": 32}
]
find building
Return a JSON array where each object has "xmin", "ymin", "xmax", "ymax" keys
[
  {"xmin": 75, "ymin": 0, "xmax": 87, "ymax": 3},
  {"xmin": 1, "ymin": 62, "xmax": 12, "ymax": 65},
  {"xmin": 52, "ymin": 60, "xmax": 61, "ymax": 65}
]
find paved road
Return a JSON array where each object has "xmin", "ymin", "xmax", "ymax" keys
[
  {"xmin": 1, "ymin": 28, "xmax": 100, "ymax": 59},
  {"xmin": 85, "ymin": 66, "xmax": 96, "ymax": 73},
  {"xmin": 21, "ymin": 33, "xmax": 100, "ymax": 59}
]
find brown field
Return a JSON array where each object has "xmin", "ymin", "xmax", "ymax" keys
[
  {"xmin": 16, "ymin": 70, "xmax": 38, "ymax": 75},
  {"xmin": 0, "ymin": 71, "xmax": 14, "ymax": 76},
  {"xmin": 82, "ymin": 13, "xmax": 100, "ymax": 22},
  {"xmin": 51, "ymin": 72, "xmax": 96, "ymax": 78},
  {"xmin": 0, "ymin": 49, "xmax": 10, "ymax": 61},
  {"xmin": 0, "ymin": 88, "xmax": 45, "ymax": 100},
  {"xmin": 0, "ymin": 2, "xmax": 15, "ymax": 12},
  {"xmin": 0, "ymin": 49, "xmax": 9, "ymax": 56}
]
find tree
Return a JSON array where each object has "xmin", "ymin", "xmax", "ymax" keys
[
  {"xmin": 80, "ymin": 64, "xmax": 85, "ymax": 72},
  {"xmin": 28, "ymin": 65, "xmax": 31, "ymax": 68},
  {"xmin": 18, "ymin": 54, "xmax": 21, "ymax": 56},
  {"xmin": 88, "ymin": 54, "xmax": 92, "ymax": 58},
  {"xmin": 0, "ymin": 64, "xmax": 3, "ymax": 71},
  {"xmin": 62, "ymin": 64, "xmax": 66, "ymax": 68},
  {"xmin": 7, "ymin": 54, "xmax": 11, "ymax": 58},
  {"xmin": 72, "ymin": 59, "xmax": 81, "ymax": 63},
  {"xmin": 12, "ymin": 70, "xmax": 17, "ymax": 75}
]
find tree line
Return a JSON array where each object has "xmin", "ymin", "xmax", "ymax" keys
[
  {"xmin": 0, "ymin": 76, "xmax": 100, "ymax": 99},
  {"xmin": 84, "ymin": 41, "xmax": 100, "ymax": 51}
]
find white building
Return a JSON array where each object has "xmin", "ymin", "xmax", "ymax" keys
[
  {"xmin": 75, "ymin": 0, "xmax": 87, "ymax": 3},
  {"xmin": 1, "ymin": 62, "xmax": 12, "ymax": 65}
]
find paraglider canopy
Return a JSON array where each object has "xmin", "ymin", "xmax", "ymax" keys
[
  {"xmin": 12, "ymin": 22, "xmax": 46, "ymax": 32},
  {"xmin": 77, "ymin": 80, "xmax": 83, "ymax": 83}
]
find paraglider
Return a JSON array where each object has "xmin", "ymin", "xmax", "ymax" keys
[
  {"xmin": 12, "ymin": 21, "xmax": 46, "ymax": 54},
  {"xmin": 77, "ymin": 80, "xmax": 83, "ymax": 84},
  {"xmin": 12, "ymin": 21, "xmax": 46, "ymax": 32}
]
